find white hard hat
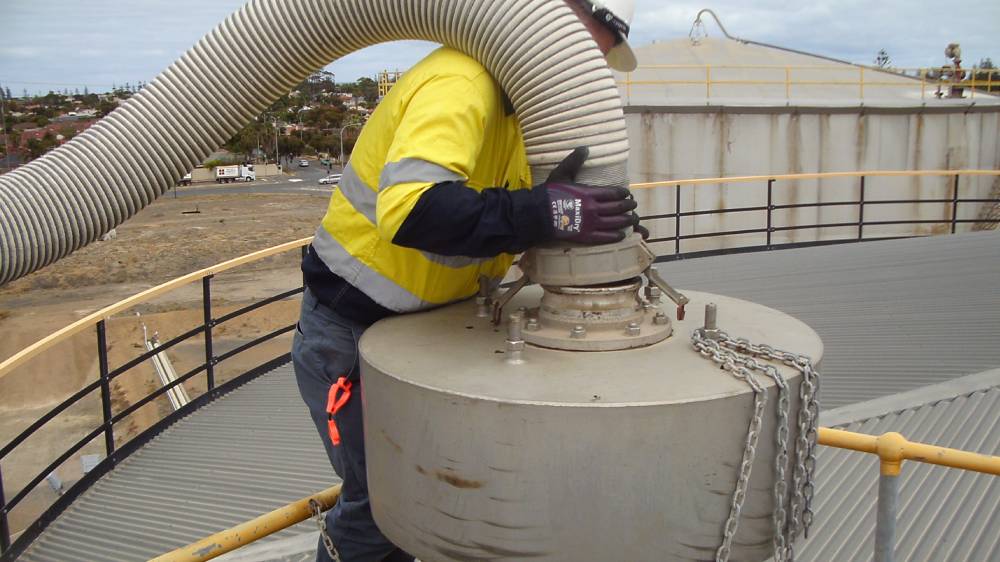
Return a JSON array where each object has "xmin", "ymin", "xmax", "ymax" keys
[{"xmin": 586, "ymin": 0, "xmax": 637, "ymax": 71}]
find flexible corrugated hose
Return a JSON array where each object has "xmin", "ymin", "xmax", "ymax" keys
[{"xmin": 0, "ymin": 0, "xmax": 629, "ymax": 286}]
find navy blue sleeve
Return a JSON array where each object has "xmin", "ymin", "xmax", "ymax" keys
[{"xmin": 392, "ymin": 181, "xmax": 553, "ymax": 257}]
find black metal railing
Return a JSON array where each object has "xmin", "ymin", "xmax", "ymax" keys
[
  {"xmin": 0, "ymin": 247, "xmax": 308, "ymax": 558},
  {"xmin": 642, "ymin": 173, "xmax": 999, "ymax": 262},
  {"xmin": 1, "ymin": 171, "xmax": 998, "ymax": 557}
]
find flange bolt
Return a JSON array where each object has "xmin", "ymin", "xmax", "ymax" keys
[
  {"xmin": 653, "ymin": 311, "xmax": 670, "ymax": 325},
  {"xmin": 525, "ymin": 318, "xmax": 540, "ymax": 332},
  {"xmin": 506, "ymin": 311, "xmax": 525, "ymax": 364},
  {"xmin": 570, "ymin": 325, "xmax": 587, "ymax": 339},
  {"xmin": 703, "ymin": 303, "xmax": 720, "ymax": 340},
  {"xmin": 626, "ymin": 321, "xmax": 641, "ymax": 336}
]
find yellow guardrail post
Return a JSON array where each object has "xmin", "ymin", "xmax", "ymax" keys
[
  {"xmin": 818, "ymin": 428, "xmax": 1000, "ymax": 562},
  {"xmin": 150, "ymin": 484, "xmax": 341, "ymax": 562}
]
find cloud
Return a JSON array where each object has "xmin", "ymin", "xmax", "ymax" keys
[{"xmin": 0, "ymin": 47, "xmax": 44, "ymax": 59}]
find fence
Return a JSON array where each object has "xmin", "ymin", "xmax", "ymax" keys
[{"xmin": 1, "ymin": 169, "xmax": 999, "ymax": 557}]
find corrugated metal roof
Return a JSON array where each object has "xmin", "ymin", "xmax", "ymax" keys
[
  {"xmin": 17, "ymin": 232, "xmax": 1000, "ymax": 561},
  {"xmin": 657, "ymin": 231, "xmax": 1000, "ymax": 409},
  {"xmin": 616, "ymin": 37, "xmax": 1000, "ymax": 108},
  {"xmin": 18, "ymin": 366, "xmax": 335, "ymax": 562},
  {"xmin": 795, "ymin": 369, "xmax": 1000, "ymax": 561}
]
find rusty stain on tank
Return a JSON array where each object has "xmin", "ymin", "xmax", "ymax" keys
[
  {"xmin": 435, "ymin": 468, "xmax": 484, "ymax": 489},
  {"xmin": 717, "ymin": 112, "xmax": 729, "ymax": 247},
  {"xmin": 786, "ymin": 112, "xmax": 803, "ymax": 243}
]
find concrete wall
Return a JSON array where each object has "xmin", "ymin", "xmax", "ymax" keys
[{"xmin": 628, "ymin": 107, "xmax": 1000, "ymax": 255}]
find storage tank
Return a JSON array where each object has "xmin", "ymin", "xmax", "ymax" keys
[
  {"xmin": 361, "ymin": 237, "xmax": 824, "ymax": 561},
  {"xmin": 616, "ymin": 36, "xmax": 1000, "ymax": 255}
]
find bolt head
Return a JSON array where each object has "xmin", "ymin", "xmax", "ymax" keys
[
  {"xmin": 570, "ymin": 325, "xmax": 587, "ymax": 339},
  {"xmin": 525, "ymin": 318, "xmax": 540, "ymax": 331},
  {"xmin": 654, "ymin": 312, "xmax": 669, "ymax": 325},
  {"xmin": 626, "ymin": 321, "xmax": 641, "ymax": 336}
]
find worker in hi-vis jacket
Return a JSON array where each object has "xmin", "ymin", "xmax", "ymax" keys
[{"xmin": 292, "ymin": 1, "xmax": 640, "ymax": 560}]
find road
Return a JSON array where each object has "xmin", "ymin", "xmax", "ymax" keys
[{"xmin": 172, "ymin": 158, "xmax": 342, "ymax": 197}]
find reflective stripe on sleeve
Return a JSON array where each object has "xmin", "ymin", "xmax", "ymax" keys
[
  {"xmin": 312, "ymin": 227, "xmax": 429, "ymax": 312},
  {"xmin": 419, "ymin": 251, "xmax": 491, "ymax": 268},
  {"xmin": 336, "ymin": 163, "xmax": 377, "ymax": 224},
  {"xmin": 379, "ymin": 158, "xmax": 464, "ymax": 191}
]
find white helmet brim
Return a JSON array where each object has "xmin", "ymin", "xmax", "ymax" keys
[{"xmin": 607, "ymin": 41, "xmax": 637, "ymax": 72}]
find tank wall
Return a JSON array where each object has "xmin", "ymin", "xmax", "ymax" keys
[
  {"xmin": 364, "ymin": 365, "xmax": 805, "ymax": 562},
  {"xmin": 628, "ymin": 109, "xmax": 1000, "ymax": 255}
]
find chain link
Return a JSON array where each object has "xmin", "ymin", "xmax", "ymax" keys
[
  {"xmin": 310, "ymin": 499, "xmax": 342, "ymax": 562},
  {"xmin": 691, "ymin": 329, "xmax": 821, "ymax": 562},
  {"xmin": 691, "ymin": 330, "xmax": 767, "ymax": 562}
]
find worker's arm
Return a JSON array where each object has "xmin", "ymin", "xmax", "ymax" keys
[{"xmin": 376, "ymin": 73, "xmax": 637, "ymax": 258}]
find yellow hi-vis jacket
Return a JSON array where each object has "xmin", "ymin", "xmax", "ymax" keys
[{"xmin": 310, "ymin": 47, "xmax": 532, "ymax": 313}]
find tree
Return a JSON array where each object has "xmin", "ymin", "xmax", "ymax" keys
[
  {"xmin": 874, "ymin": 49, "xmax": 891, "ymax": 68},
  {"xmin": 972, "ymin": 57, "xmax": 997, "ymax": 93},
  {"xmin": 3, "ymin": 87, "xmax": 10, "ymax": 100},
  {"xmin": 83, "ymin": 85, "xmax": 89, "ymax": 96}
]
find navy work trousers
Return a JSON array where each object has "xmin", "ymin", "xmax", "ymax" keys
[{"xmin": 292, "ymin": 288, "xmax": 414, "ymax": 562}]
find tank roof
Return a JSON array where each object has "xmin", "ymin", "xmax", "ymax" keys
[{"xmin": 616, "ymin": 37, "xmax": 1000, "ymax": 109}]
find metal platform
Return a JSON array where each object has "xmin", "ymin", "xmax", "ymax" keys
[{"xmin": 17, "ymin": 231, "xmax": 1000, "ymax": 561}]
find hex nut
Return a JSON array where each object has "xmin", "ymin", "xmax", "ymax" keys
[
  {"xmin": 625, "ymin": 321, "xmax": 641, "ymax": 336},
  {"xmin": 570, "ymin": 325, "xmax": 587, "ymax": 339},
  {"xmin": 525, "ymin": 318, "xmax": 540, "ymax": 332},
  {"xmin": 653, "ymin": 312, "xmax": 669, "ymax": 325}
]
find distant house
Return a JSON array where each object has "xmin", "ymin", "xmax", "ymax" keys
[{"xmin": 18, "ymin": 120, "xmax": 96, "ymax": 148}]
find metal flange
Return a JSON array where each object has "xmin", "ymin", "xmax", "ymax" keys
[{"xmin": 519, "ymin": 234, "xmax": 654, "ymax": 287}]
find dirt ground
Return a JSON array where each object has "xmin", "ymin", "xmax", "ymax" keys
[{"xmin": 0, "ymin": 190, "xmax": 328, "ymax": 535}]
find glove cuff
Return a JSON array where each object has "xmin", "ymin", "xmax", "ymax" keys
[{"xmin": 510, "ymin": 185, "xmax": 555, "ymax": 248}]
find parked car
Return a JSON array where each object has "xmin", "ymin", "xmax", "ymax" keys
[
  {"xmin": 298, "ymin": 159, "xmax": 309, "ymax": 167},
  {"xmin": 319, "ymin": 174, "xmax": 342, "ymax": 185},
  {"xmin": 179, "ymin": 173, "xmax": 192, "ymax": 186},
  {"xmin": 320, "ymin": 158, "xmax": 332, "ymax": 166}
]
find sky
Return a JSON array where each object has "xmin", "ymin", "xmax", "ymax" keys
[{"xmin": 1, "ymin": 0, "xmax": 998, "ymax": 96}]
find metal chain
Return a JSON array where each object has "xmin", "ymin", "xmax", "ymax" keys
[
  {"xmin": 691, "ymin": 330, "xmax": 767, "ymax": 562},
  {"xmin": 692, "ymin": 329, "xmax": 821, "ymax": 562},
  {"xmin": 739, "ymin": 343, "xmax": 821, "ymax": 541},
  {"xmin": 309, "ymin": 499, "xmax": 342, "ymax": 562}
]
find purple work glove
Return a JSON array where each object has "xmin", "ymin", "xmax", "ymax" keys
[{"xmin": 542, "ymin": 147, "xmax": 646, "ymax": 244}]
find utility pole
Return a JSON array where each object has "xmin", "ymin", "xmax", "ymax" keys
[
  {"xmin": 0, "ymin": 84, "xmax": 9, "ymax": 173},
  {"xmin": 273, "ymin": 118, "xmax": 280, "ymax": 166},
  {"xmin": 339, "ymin": 121, "xmax": 364, "ymax": 166}
]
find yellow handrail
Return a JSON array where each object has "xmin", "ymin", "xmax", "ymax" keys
[
  {"xmin": 3, "ymin": 169, "xmax": 999, "ymax": 379},
  {"xmin": 155, "ymin": 428, "xmax": 1000, "ymax": 561},
  {"xmin": 149, "ymin": 484, "xmax": 341, "ymax": 562},
  {"xmin": 616, "ymin": 64, "xmax": 1000, "ymax": 102},
  {"xmin": 0, "ymin": 237, "xmax": 313, "ymax": 380},
  {"xmin": 630, "ymin": 168, "xmax": 1000, "ymax": 190},
  {"xmin": 818, "ymin": 427, "xmax": 1000, "ymax": 476}
]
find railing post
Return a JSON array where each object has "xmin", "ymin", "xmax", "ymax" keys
[
  {"xmin": 858, "ymin": 175, "xmax": 866, "ymax": 241},
  {"xmin": 675, "ymin": 184, "xmax": 682, "ymax": 256},
  {"xmin": 766, "ymin": 179, "xmax": 774, "ymax": 249},
  {"xmin": 1, "ymin": 463, "xmax": 10, "ymax": 553},
  {"xmin": 875, "ymin": 471, "xmax": 899, "ymax": 562},
  {"xmin": 203, "ymin": 275, "xmax": 215, "ymax": 391},
  {"xmin": 951, "ymin": 174, "xmax": 960, "ymax": 234},
  {"xmin": 96, "ymin": 320, "xmax": 115, "ymax": 459},
  {"xmin": 301, "ymin": 245, "xmax": 308, "ymax": 288}
]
